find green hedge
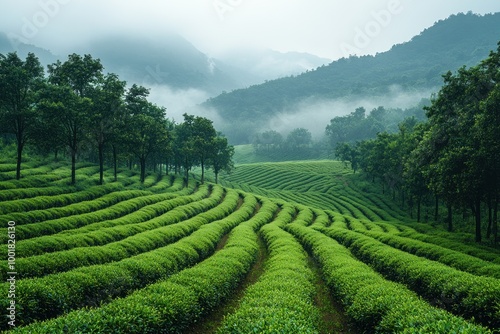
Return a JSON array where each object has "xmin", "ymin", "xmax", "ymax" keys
[
  {"xmin": 218, "ymin": 204, "xmax": 320, "ymax": 333},
  {"xmin": 326, "ymin": 227, "xmax": 500, "ymax": 330},
  {"xmin": 286, "ymin": 223, "xmax": 491, "ymax": 333},
  {"xmin": 13, "ymin": 188, "xmax": 208, "ymax": 257},
  {"xmin": 358, "ymin": 229, "xmax": 500, "ymax": 279},
  {"xmin": 7, "ymin": 186, "xmax": 233, "ymax": 278},
  {"xmin": 12, "ymin": 194, "xmax": 275, "ymax": 332},
  {"xmin": 0, "ymin": 182, "xmax": 124, "ymax": 216}
]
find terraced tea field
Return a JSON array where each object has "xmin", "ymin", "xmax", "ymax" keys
[{"xmin": 1, "ymin": 160, "xmax": 499, "ymax": 333}]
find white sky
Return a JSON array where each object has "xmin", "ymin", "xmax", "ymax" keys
[{"xmin": 1, "ymin": 0, "xmax": 499, "ymax": 60}]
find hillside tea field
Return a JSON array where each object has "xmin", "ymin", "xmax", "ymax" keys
[{"xmin": 1, "ymin": 160, "xmax": 499, "ymax": 333}]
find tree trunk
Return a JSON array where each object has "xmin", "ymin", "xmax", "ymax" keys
[
  {"xmin": 16, "ymin": 140, "xmax": 23, "ymax": 180},
  {"xmin": 140, "ymin": 157, "xmax": 146, "ymax": 183},
  {"xmin": 201, "ymin": 159, "xmax": 205, "ymax": 184},
  {"xmin": 493, "ymin": 200, "xmax": 498, "ymax": 244},
  {"xmin": 434, "ymin": 195, "xmax": 439, "ymax": 222},
  {"xmin": 417, "ymin": 196, "xmax": 421, "ymax": 223},
  {"xmin": 113, "ymin": 145, "xmax": 117, "ymax": 182},
  {"xmin": 472, "ymin": 200, "xmax": 482, "ymax": 243},
  {"xmin": 98, "ymin": 142, "xmax": 104, "ymax": 185},
  {"xmin": 215, "ymin": 171, "xmax": 219, "ymax": 184},
  {"xmin": 71, "ymin": 149, "xmax": 76, "ymax": 185},
  {"xmin": 447, "ymin": 203, "xmax": 453, "ymax": 232},
  {"xmin": 184, "ymin": 158, "xmax": 189, "ymax": 187},
  {"xmin": 487, "ymin": 200, "xmax": 492, "ymax": 239}
]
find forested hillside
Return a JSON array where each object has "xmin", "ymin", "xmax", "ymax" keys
[
  {"xmin": 334, "ymin": 43, "xmax": 500, "ymax": 244},
  {"xmin": 204, "ymin": 12, "xmax": 500, "ymax": 143}
]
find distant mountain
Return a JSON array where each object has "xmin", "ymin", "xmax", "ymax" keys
[
  {"xmin": 70, "ymin": 33, "xmax": 241, "ymax": 95},
  {"xmin": 0, "ymin": 33, "xmax": 58, "ymax": 66},
  {"xmin": 217, "ymin": 49, "xmax": 331, "ymax": 85},
  {"xmin": 203, "ymin": 12, "xmax": 500, "ymax": 144},
  {"xmin": 1, "ymin": 32, "xmax": 329, "ymax": 97}
]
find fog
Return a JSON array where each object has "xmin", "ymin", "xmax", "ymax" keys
[
  {"xmin": 1, "ymin": 0, "xmax": 499, "ymax": 60},
  {"xmin": 264, "ymin": 86, "xmax": 437, "ymax": 140},
  {"xmin": 147, "ymin": 85, "xmax": 226, "ymax": 129}
]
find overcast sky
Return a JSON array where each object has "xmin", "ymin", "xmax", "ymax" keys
[{"xmin": 1, "ymin": 0, "xmax": 499, "ymax": 60}]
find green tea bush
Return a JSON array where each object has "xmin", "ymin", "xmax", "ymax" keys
[
  {"xmin": 218, "ymin": 206, "xmax": 320, "ymax": 334},
  {"xmin": 359, "ymin": 230, "xmax": 500, "ymax": 279},
  {"xmin": 286, "ymin": 223, "xmax": 491, "ymax": 333},
  {"xmin": 327, "ymin": 227, "xmax": 500, "ymax": 329},
  {"xmin": 0, "ymin": 182, "xmax": 124, "ymax": 215},
  {"xmin": 12, "ymin": 187, "xmax": 236, "ymax": 278},
  {"xmin": 12, "ymin": 194, "xmax": 274, "ymax": 332}
]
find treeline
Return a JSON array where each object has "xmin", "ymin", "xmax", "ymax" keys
[
  {"xmin": 0, "ymin": 52, "xmax": 234, "ymax": 185},
  {"xmin": 326, "ymin": 104, "xmax": 427, "ymax": 148},
  {"xmin": 252, "ymin": 128, "xmax": 322, "ymax": 160},
  {"xmin": 334, "ymin": 43, "xmax": 500, "ymax": 243}
]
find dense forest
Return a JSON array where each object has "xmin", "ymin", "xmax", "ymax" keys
[
  {"xmin": 334, "ymin": 43, "xmax": 500, "ymax": 244},
  {"xmin": 0, "ymin": 52, "xmax": 234, "ymax": 185},
  {"xmin": 204, "ymin": 12, "xmax": 500, "ymax": 143}
]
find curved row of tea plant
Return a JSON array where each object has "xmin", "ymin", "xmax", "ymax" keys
[
  {"xmin": 12, "ymin": 195, "xmax": 277, "ymax": 333},
  {"xmin": 218, "ymin": 204, "xmax": 320, "ymax": 333},
  {"xmin": 2, "ymin": 190, "xmax": 261, "ymax": 329},
  {"xmin": 13, "ymin": 186, "xmax": 210, "ymax": 257},
  {"xmin": 354, "ymin": 228, "xmax": 500, "ymax": 279},
  {"xmin": 325, "ymin": 227, "xmax": 500, "ymax": 329},
  {"xmin": 8, "ymin": 186, "xmax": 234, "ymax": 278},
  {"xmin": 0, "ymin": 179, "xmax": 196, "ymax": 243},
  {"xmin": 0, "ymin": 182, "xmax": 126, "ymax": 216},
  {"xmin": 286, "ymin": 223, "xmax": 490, "ymax": 333},
  {"xmin": 398, "ymin": 229, "xmax": 500, "ymax": 264},
  {"xmin": 220, "ymin": 161, "xmax": 408, "ymax": 222},
  {"xmin": 0, "ymin": 161, "xmax": 95, "ymax": 189}
]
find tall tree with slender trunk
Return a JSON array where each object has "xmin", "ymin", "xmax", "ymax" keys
[
  {"xmin": 89, "ymin": 73, "xmax": 126, "ymax": 184},
  {"xmin": 124, "ymin": 85, "xmax": 170, "ymax": 183},
  {"xmin": 46, "ymin": 54, "xmax": 103, "ymax": 184},
  {"xmin": 0, "ymin": 52, "xmax": 44, "ymax": 179}
]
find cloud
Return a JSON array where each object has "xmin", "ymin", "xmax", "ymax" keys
[
  {"xmin": 1, "ymin": 0, "xmax": 498, "ymax": 60},
  {"xmin": 147, "ymin": 85, "xmax": 225, "ymax": 128}
]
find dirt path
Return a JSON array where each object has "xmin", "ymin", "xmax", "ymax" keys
[{"xmin": 183, "ymin": 233, "xmax": 268, "ymax": 334}]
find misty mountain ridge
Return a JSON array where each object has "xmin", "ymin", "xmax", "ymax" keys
[
  {"xmin": 0, "ymin": 33, "xmax": 58, "ymax": 66},
  {"xmin": 0, "ymin": 31, "xmax": 329, "ymax": 96},
  {"xmin": 203, "ymin": 12, "xmax": 500, "ymax": 143},
  {"xmin": 217, "ymin": 49, "xmax": 331, "ymax": 85}
]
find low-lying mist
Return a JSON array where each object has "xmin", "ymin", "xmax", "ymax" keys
[
  {"xmin": 147, "ymin": 84, "xmax": 437, "ymax": 145},
  {"xmin": 266, "ymin": 86, "xmax": 437, "ymax": 140},
  {"xmin": 147, "ymin": 84, "xmax": 223, "ymax": 125}
]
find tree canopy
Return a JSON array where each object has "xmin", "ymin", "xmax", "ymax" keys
[
  {"xmin": 0, "ymin": 52, "xmax": 234, "ymax": 186},
  {"xmin": 334, "ymin": 43, "xmax": 500, "ymax": 244}
]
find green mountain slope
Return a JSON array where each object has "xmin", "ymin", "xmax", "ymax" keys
[{"xmin": 204, "ymin": 12, "xmax": 500, "ymax": 143}]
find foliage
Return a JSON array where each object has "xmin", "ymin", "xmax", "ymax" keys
[{"xmin": 0, "ymin": 52, "xmax": 234, "ymax": 185}]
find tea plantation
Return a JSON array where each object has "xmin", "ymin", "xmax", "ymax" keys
[{"xmin": 1, "ymin": 159, "xmax": 499, "ymax": 333}]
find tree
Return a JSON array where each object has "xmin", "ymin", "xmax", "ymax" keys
[
  {"xmin": 335, "ymin": 142, "xmax": 360, "ymax": 173},
  {"xmin": 0, "ymin": 52, "xmax": 44, "ymax": 179},
  {"xmin": 46, "ymin": 54, "xmax": 104, "ymax": 184},
  {"xmin": 210, "ymin": 134, "xmax": 234, "ymax": 184},
  {"xmin": 88, "ymin": 73, "xmax": 126, "ymax": 184},
  {"xmin": 124, "ymin": 85, "xmax": 170, "ymax": 183},
  {"xmin": 174, "ymin": 118, "xmax": 196, "ymax": 186},
  {"xmin": 286, "ymin": 128, "xmax": 312, "ymax": 150},
  {"xmin": 190, "ymin": 114, "xmax": 217, "ymax": 184},
  {"xmin": 253, "ymin": 130, "xmax": 283, "ymax": 152}
]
